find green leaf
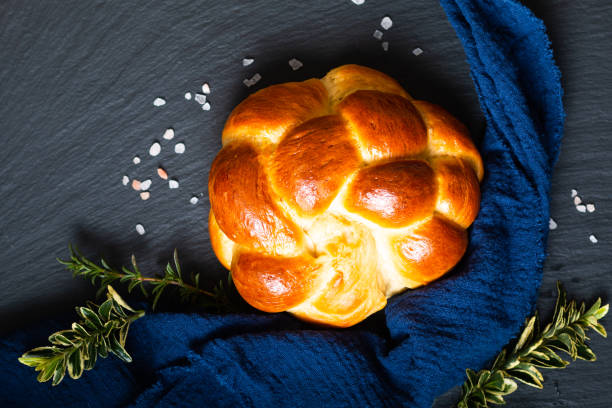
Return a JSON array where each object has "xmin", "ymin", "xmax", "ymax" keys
[
  {"xmin": 109, "ymin": 334, "xmax": 132, "ymax": 363},
  {"xmin": 485, "ymin": 392, "xmax": 505, "ymax": 405},
  {"xmin": 594, "ymin": 304, "xmax": 609, "ymax": 320},
  {"xmin": 98, "ymin": 299, "xmax": 113, "ymax": 322},
  {"xmin": 48, "ymin": 332, "xmax": 74, "ymax": 347},
  {"xmin": 575, "ymin": 344, "xmax": 596, "ymax": 361},
  {"xmin": 514, "ymin": 315, "xmax": 536, "ymax": 354},
  {"xmin": 66, "ymin": 348, "xmax": 84, "ymax": 379},
  {"xmin": 51, "ymin": 359, "xmax": 66, "ymax": 386},
  {"xmin": 592, "ymin": 323, "xmax": 607, "ymax": 338},
  {"xmin": 79, "ymin": 307, "xmax": 103, "ymax": 329},
  {"xmin": 18, "ymin": 347, "xmax": 58, "ymax": 367}
]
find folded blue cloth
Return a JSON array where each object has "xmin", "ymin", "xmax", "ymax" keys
[{"xmin": 0, "ymin": 0, "xmax": 564, "ymax": 406}]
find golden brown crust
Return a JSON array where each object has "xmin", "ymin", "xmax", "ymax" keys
[
  {"xmin": 208, "ymin": 142, "xmax": 301, "ymax": 255},
  {"xmin": 222, "ymin": 79, "xmax": 329, "ymax": 146},
  {"xmin": 430, "ymin": 156, "xmax": 480, "ymax": 229},
  {"xmin": 322, "ymin": 64, "xmax": 410, "ymax": 106},
  {"xmin": 338, "ymin": 91, "xmax": 427, "ymax": 161},
  {"xmin": 208, "ymin": 211, "xmax": 234, "ymax": 270},
  {"xmin": 412, "ymin": 100, "xmax": 484, "ymax": 181},
  {"xmin": 232, "ymin": 251, "xmax": 320, "ymax": 312},
  {"xmin": 270, "ymin": 115, "xmax": 361, "ymax": 216},
  {"xmin": 392, "ymin": 215, "xmax": 468, "ymax": 285},
  {"xmin": 344, "ymin": 160, "xmax": 437, "ymax": 228}
]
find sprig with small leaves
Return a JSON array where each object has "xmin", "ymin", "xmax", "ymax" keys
[
  {"xmin": 457, "ymin": 282, "xmax": 608, "ymax": 407},
  {"xmin": 59, "ymin": 245, "xmax": 234, "ymax": 311},
  {"xmin": 18, "ymin": 286, "xmax": 144, "ymax": 386}
]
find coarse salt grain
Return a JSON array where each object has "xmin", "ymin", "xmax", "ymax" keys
[
  {"xmin": 202, "ymin": 83, "xmax": 211, "ymax": 94},
  {"xmin": 157, "ymin": 167, "xmax": 168, "ymax": 180},
  {"xmin": 163, "ymin": 128, "xmax": 175, "ymax": 140},
  {"xmin": 175, "ymin": 143, "xmax": 185, "ymax": 154},
  {"xmin": 351, "ymin": 0, "xmax": 365, "ymax": 4},
  {"xmin": 412, "ymin": 47, "xmax": 423, "ymax": 56},
  {"xmin": 153, "ymin": 97, "xmax": 166, "ymax": 106},
  {"xmin": 169, "ymin": 179, "xmax": 179, "ymax": 189},
  {"xmin": 149, "ymin": 142, "xmax": 161, "ymax": 156},
  {"xmin": 288, "ymin": 58, "xmax": 303, "ymax": 71},
  {"xmin": 571, "ymin": 189, "xmax": 578, "ymax": 197},
  {"xmin": 574, "ymin": 196, "xmax": 582, "ymax": 205},
  {"xmin": 184, "ymin": 92, "xmax": 192, "ymax": 100},
  {"xmin": 242, "ymin": 58, "xmax": 254, "ymax": 67},
  {"xmin": 589, "ymin": 234, "xmax": 598, "ymax": 243},
  {"xmin": 576, "ymin": 204, "xmax": 586, "ymax": 213},
  {"xmin": 131, "ymin": 179, "xmax": 141, "ymax": 191},
  {"xmin": 140, "ymin": 179, "xmax": 152, "ymax": 191},
  {"xmin": 135, "ymin": 224, "xmax": 146, "ymax": 235},
  {"xmin": 122, "ymin": 175, "xmax": 129, "ymax": 186},
  {"xmin": 549, "ymin": 218, "xmax": 557, "ymax": 230},
  {"xmin": 133, "ymin": 156, "xmax": 141, "ymax": 164},
  {"xmin": 140, "ymin": 191, "xmax": 150, "ymax": 201},
  {"xmin": 381, "ymin": 16, "xmax": 393, "ymax": 30},
  {"xmin": 373, "ymin": 29, "xmax": 383, "ymax": 40},
  {"xmin": 243, "ymin": 73, "xmax": 262, "ymax": 88},
  {"xmin": 587, "ymin": 204, "xmax": 595, "ymax": 213},
  {"xmin": 381, "ymin": 41, "xmax": 389, "ymax": 51},
  {"xmin": 194, "ymin": 93, "xmax": 207, "ymax": 104},
  {"xmin": 190, "ymin": 196, "xmax": 199, "ymax": 205},
  {"xmin": 202, "ymin": 102, "xmax": 211, "ymax": 111}
]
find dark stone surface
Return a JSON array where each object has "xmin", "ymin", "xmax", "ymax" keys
[{"xmin": 0, "ymin": 0, "xmax": 609, "ymax": 406}]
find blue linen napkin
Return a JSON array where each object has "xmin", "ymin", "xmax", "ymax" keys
[{"xmin": 0, "ymin": 0, "xmax": 564, "ymax": 406}]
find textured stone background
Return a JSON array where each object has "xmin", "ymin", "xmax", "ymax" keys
[{"xmin": 0, "ymin": 1, "xmax": 610, "ymax": 406}]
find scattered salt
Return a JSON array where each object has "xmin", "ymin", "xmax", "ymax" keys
[
  {"xmin": 140, "ymin": 179, "xmax": 152, "ymax": 191},
  {"xmin": 202, "ymin": 102, "xmax": 211, "ymax": 111},
  {"xmin": 576, "ymin": 204, "xmax": 586, "ymax": 213},
  {"xmin": 175, "ymin": 142, "xmax": 185, "ymax": 154},
  {"xmin": 202, "ymin": 83, "xmax": 211, "ymax": 94},
  {"xmin": 190, "ymin": 196, "xmax": 199, "ymax": 205},
  {"xmin": 351, "ymin": 0, "xmax": 365, "ymax": 4},
  {"xmin": 549, "ymin": 218, "xmax": 557, "ymax": 230},
  {"xmin": 587, "ymin": 204, "xmax": 595, "ymax": 213},
  {"xmin": 381, "ymin": 41, "xmax": 389, "ymax": 51},
  {"xmin": 288, "ymin": 58, "xmax": 303, "ymax": 71},
  {"xmin": 194, "ymin": 93, "xmax": 207, "ymax": 104},
  {"xmin": 373, "ymin": 29, "xmax": 383, "ymax": 40},
  {"xmin": 140, "ymin": 191, "xmax": 150, "ymax": 201},
  {"xmin": 571, "ymin": 189, "xmax": 578, "ymax": 197},
  {"xmin": 242, "ymin": 58, "xmax": 254, "ymax": 67},
  {"xmin": 243, "ymin": 73, "xmax": 262, "ymax": 87},
  {"xmin": 169, "ymin": 179, "xmax": 179, "ymax": 189},
  {"xmin": 149, "ymin": 142, "xmax": 161, "ymax": 157},
  {"xmin": 153, "ymin": 97, "xmax": 166, "ymax": 107},
  {"xmin": 157, "ymin": 167, "xmax": 168, "ymax": 180},
  {"xmin": 133, "ymin": 156, "xmax": 141, "ymax": 164},
  {"xmin": 131, "ymin": 179, "xmax": 141, "ymax": 191},
  {"xmin": 412, "ymin": 47, "xmax": 423, "ymax": 56},
  {"xmin": 163, "ymin": 128, "xmax": 175, "ymax": 140},
  {"xmin": 135, "ymin": 224, "xmax": 146, "ymax": 235},
  {"xmin": 381, "ymin": 16, "xmax": 393, "ymax": 30},
  {"xmin": 589, "ymin": 234, "xmax": 598, "ymax": 244},
  {"xmin": 184, "ymin": 92, "xmax": 192, "ymax": 100},
  {"xmin": 122, "ymin": 175, "xmax": 129, "ymax": 186},
  {"xmin": 574, "ymin": 196, "xmax": 582, "ymax": 205}
]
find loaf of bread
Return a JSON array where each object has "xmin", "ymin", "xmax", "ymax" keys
[{"xmin": 208, "ymin": 64, "xmax": 483, "ymax": 327}]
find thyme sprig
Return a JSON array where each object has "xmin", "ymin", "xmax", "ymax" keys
[
  {"xmin": 457, "ymin": 282, "xmax": 608, "ymax": 407},
  {"xmin": 18, "ymin": 286, "xmax": 144, "ymax": 386},
  {"xmin": 59, "ymin": 245, "xmax": 233, "ymax": 311}
]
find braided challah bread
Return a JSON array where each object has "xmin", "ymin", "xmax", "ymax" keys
[{"xmin": 208, "ymin": 64, "xmax": 483, "ymax": 327}]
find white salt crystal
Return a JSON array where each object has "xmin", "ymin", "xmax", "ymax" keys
[
  {"xmin": 184, "ymin": 92, "xmax": 192, "ymax": 100},
  {"xmin": 122, "ymin": 175, "xmax": 129, "ymax": 186},
  {"xmin": 140, "ymin": 191, "xmax": 150, "ymax": 201},
  {"xmin": 202, "ymin": 102, "xmax": 211, "ymax": 111},
  {"xmin": 153, "ymin": 97, "xmax": 166, "ymax": 106},
  {"xmin": 242, "ymin": 58, "xmax": 254, "ymax": 67},
  {"xmin": 190, "ymin": 196, "xmax": 199, "ymax": 205},
  {"xmin": 202, "ymin": 83, "xmax": 211, "ymax": 94},
  {"xmin": 288, "ymin": 58, "xmax": 303, "ymax": 71},
  {"xmin": 140, "ymin": 179, "xmax": 152, "ymax": 191},
  {"xmin": 549, "ymin": 218, "xmax": 557, "ymax": 230},
  {"xmin": 244, "ymin": 73, "xmax": 262, "ymax": 87},
  {"xmin": 163, "ymin": 128, "xmax": 175, "ymax": 140},
  {"xmin": 174, "ymin": 142, "xmax": 185, "ymax": 154},
  {"xmin": 576, "ymin": 204, "xmax": 586, "ymax": 213},
  {"xmin": 169, "ymin": 179, "xmax": 179, "ymax": 189},
  {"xmin": 412, "ymin": 47, "xmax": 423, "ymax": 56},
  {"xmin": 586, "ymin": 204, "xmax": 595, "ymax": 213},
  {"xmin": 149, "ymin": 142, "xmax": 161, "ymax": 156},
  {"xmin": 571, "ymin": 189, "xmax": 578, "ymax": 197},
  {"xmin": 135, "ymin": 224, "xmax": 146, "ymax": 235},
  {"xmin": 194, "ymin": 93, "xmax": 207, "ymax": 104},
  {"xmin": 381, "ymin": 16, "xmax": 393, "ymax": 30},
  {"xmin": 574, "ymin": 196, "xmax": 582, "ymax": 205},
  {"xmin": 351, "ymin": 0, "xmax": 365, "ymax": 4},
  {"xmin": 589, "ymin": 234, "xmax": 598, "ymax": 244},
  {"xmin": 373, "ymin": 30, "xmax": 383, "ymax": 40},
  {"xmin": 133, "ymin": 156, "xmax": 141, "ymax": 164},
  {"xmin": 381, "ymin": 41, "xmax": 389, "ymax": 51}
]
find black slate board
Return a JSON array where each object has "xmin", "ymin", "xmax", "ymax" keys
[{"xmin": 0, "ymin": 1, "xmax": 610, "ymax": 406}]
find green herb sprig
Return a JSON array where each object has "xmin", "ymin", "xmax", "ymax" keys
[
  {"xmin": 18, "ymin": 286, "xmax": 144, "ymax": 386},
  {"xmin": 457, "ymin": 282, "xmax": 608, "ymax": 407},
  {"xmin": 60, "ymin": 245, "xmax": 233, "ymax": 311}
]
